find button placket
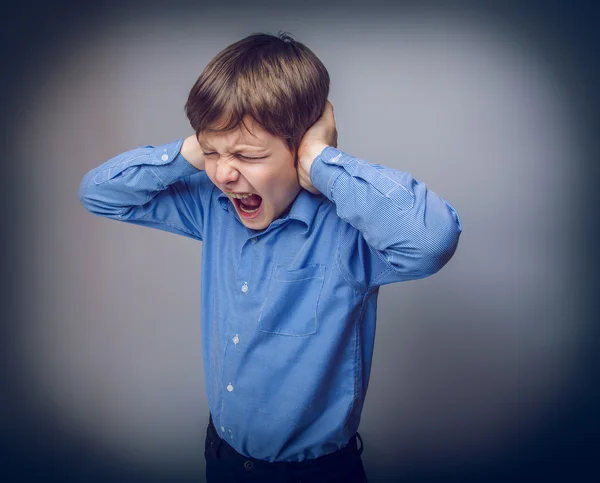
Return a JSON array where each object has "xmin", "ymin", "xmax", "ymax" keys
[{"xmin": 224, "ymin": 237, "xmax": 253, "ymax": 448}]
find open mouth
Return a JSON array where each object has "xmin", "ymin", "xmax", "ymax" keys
[{"xmin": 230, "ymin": 193, "xmax": 263, "ymax": 220}]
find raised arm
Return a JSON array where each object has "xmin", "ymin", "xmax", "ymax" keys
[
  {"xmin": 79, "ymin": 135, "xmax": 215, "ymax": 241},
  {"xmin": 297, "ymin": 102, "xmax": 462, "ymax": 289}
]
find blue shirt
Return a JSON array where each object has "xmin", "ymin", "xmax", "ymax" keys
[{"xmin": 79, "ymin": 138, "xmax": 462, "ymax": 462}]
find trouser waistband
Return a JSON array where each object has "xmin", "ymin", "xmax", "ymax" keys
[{"xmin": 207, "ymin": 413, "xmax": 364, "ymax": 468}]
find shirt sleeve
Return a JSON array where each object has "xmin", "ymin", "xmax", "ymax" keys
[
  {"xmin": 79, "ymin": 138, "xmax": 214, "ymax": 241},
  {"xmin": 309, "ymin": 146, "xmax": 462, "ymax": 289}
]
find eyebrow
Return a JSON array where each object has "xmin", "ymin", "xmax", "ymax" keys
[
  {"xmin": 198, "ymin": 136, "xmax": 266, "ymax": 150},
  {"xmin": 198, "ymin": 142, "xmax": 266, "ymax": 153}
]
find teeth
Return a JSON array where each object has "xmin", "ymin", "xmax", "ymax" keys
[
  {"xmin": 229, "ymin": 192, "xmax": 253, "ymax": 199},
  {"xmin": 239, "ymin": 204, "xmax": 259, "ymax": 214}
]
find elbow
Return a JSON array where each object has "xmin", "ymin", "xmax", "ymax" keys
[
  {"xmin": 387, "ymin": 210, "xmax": 462, "ymax": 279},
  {"xmin": 421, "ymin": 198, "xmax": 462, "ymax": 275},
  {"xmin": 78, "ymin": 170, "xmax": 116, "ymax": 217},
  {"xmin": 419, "ymin": 211, "xmax": 462, "ymax": 276},
  {"xmin": 78, "ymin": 171, "xmax": 96, "ymax": 214},
  {"xmin": 425, "ymin": 228, "xmax": 461, "ymax": 276}
]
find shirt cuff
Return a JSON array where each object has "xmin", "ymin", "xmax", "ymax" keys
[
  {"xmin": 150, "ymin": 139, "xmax": 201, "ymax": 186},
  {"xmin": 309, "ymin": 146, "xmax": 354, "ymax": 201}
]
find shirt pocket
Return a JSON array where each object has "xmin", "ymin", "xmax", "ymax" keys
[{"xmin": 258, "ymin": 264, "xmax": 325, "ymax": 336}]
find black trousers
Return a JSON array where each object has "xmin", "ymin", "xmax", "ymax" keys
[{"xmin": 204, "ymin": 414, "xmax": 369, "ymax": 483}]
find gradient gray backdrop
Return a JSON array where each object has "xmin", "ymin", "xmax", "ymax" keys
[{"xmin": 2, "ymin": 1, "xmax": 599, "ymax": 482}]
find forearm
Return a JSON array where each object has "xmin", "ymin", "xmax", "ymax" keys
[
  {"xmin": 310, "ymin": 147, "xmax": 462, "ymax": 278},
  {"xmin": 79, "ymin": 138, "xmax": 201, "ymax": 219}
]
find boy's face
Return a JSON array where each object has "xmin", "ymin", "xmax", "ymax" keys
[{"xmin": 199, "ymin": 116, "xmax": 301, "ymax": 230}]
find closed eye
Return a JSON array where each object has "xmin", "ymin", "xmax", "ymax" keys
[
  {"xmin": 202, "ymin": 152, "xmax": 267, "ymax": 161},
  {"xmin": 238, "ymin": 154, "xmax": 267, "ymax": 161}
]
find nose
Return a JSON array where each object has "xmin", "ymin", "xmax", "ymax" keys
[{"xmin": 214, "ymin": 159, "xmax": 240, "ymax": 186}]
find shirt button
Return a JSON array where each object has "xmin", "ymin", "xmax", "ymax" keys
[
  {"xmin": 241, "ymin": 282, "xmax": 248, "ymax": 293},
  {"xmin": 250, "ymin": 237, "xmax": 258, "ymax": 244},
  {"xmin": 244, "ymin": 460, "xmax": 254, "ymax": 471},
  {"xmin": 227, "ymin": 383, "xmax": 234, "ymax": 392},
  {"xmin": 220, "ymin": 425, "xmax": 225, "ymax": 432},
  {"xmin": 161, "ymin": 153, "xmax": 169, "ymax": 161},
  {"xmin": 233, "ymin": 335, "xmax": 239, "ymax": 345}
]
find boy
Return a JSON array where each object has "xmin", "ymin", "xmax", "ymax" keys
[{"xmin": 79, "ymin": 32, "xmax": 461, "ymax": 483}]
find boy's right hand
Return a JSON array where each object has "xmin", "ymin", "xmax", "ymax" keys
[{"xmin": 180, "ymin": 134, "xmax": 206, "ymax": 171}]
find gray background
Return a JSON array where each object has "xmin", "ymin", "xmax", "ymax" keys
[{"xmin": 2, "ymin": 1, "xmax": 599, "ymax": 482}]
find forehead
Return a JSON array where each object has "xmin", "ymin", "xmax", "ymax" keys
[{"xmin": 199, "ymin": 116, "xmax": 274, "ymax": 149}]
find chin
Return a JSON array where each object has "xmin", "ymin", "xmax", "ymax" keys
[
  {"xmin": 243, "ymin": 221, "xmax": 269, "ymax": 230},
  {"xmin": 240, "ymin": 212, "xmax": 272, "ymax": 230}
]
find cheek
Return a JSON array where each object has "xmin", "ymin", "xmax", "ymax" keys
[
  {"xmin": 279, "ymin": 165, "xmax": 300, "ymax": 191},
  {"xmin": 204, "ymin": 161, "xmax": 217, "ymax": 184},
  {"xmin": 265, "ymin": 171, "xmax": 299, "ymax": 204}
]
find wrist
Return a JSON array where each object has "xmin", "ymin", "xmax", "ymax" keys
[
  {"xmin": 180, "ymin": 134, "xmax": 205, "ymax": 171},
  {"xmin": 299, "ymin": 143, "xmax": 328, "ymax": 167}
]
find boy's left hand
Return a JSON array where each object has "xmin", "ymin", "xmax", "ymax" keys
[{"xmin": 297, "ymin": 101, "xmax": 338, "ymax": 194}]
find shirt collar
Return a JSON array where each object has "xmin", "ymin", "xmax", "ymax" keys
[{"xmin": 217, "ymin": 189, "xmax": 324, "ymax": 234}]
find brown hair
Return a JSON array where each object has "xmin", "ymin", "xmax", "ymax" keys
[{"xmin": 184, "ymin": 32, "xmax": 330, "ymax": 153}]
